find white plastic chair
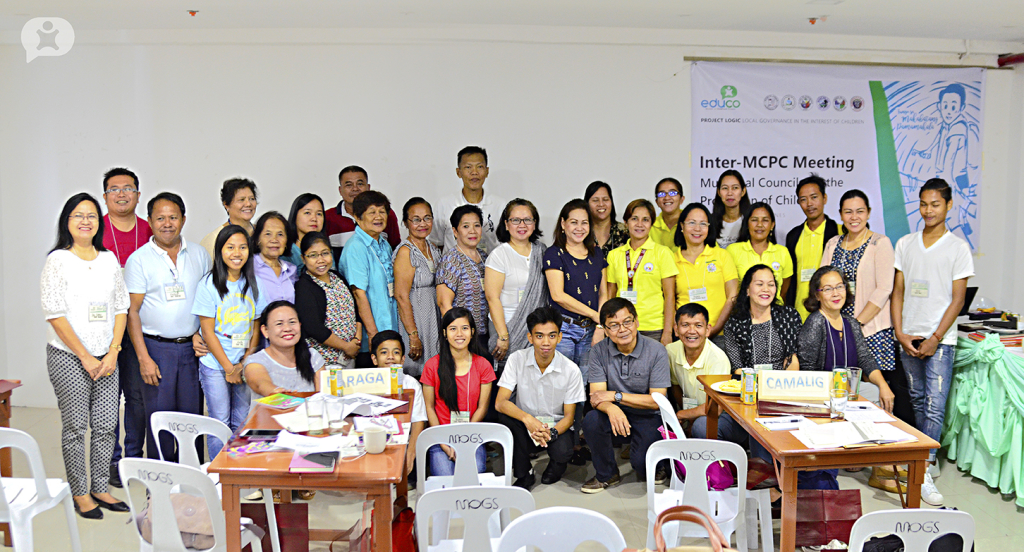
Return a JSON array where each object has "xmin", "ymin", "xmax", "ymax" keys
[
  {"xmin": 849, "ymin": 509, "xmax": 975, "ymax": 552},
  {"xmin": 654, "ymin": 393, "xmax": 773, "ymax": 552},
  {"xmin": 416, "ymin": 486, "xmax": 534, "ymax": 552},
  {"xmin": 645, "ymin": 439, "xmax": 748, "ymax": 551},
  {"xmin": 495, "ymin": 506, "xmax": 627, "ymax": 552},
  {"xmin": 151, "ymin": 412, "xmax": 280, "ymax": 552},
  {"xmin": 119, "ymin": 458, "xmax": 262, "ymax": 552},
  {"xmin": 0, "ymin": 428, "xmax": 81, "ymax": 552}
]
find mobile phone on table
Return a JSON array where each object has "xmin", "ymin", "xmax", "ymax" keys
[{"xmin": 240, "ymin": 429, "xmax": 281, "ymax": 441}]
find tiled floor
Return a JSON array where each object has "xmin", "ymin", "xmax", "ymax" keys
[{"xmin": 8, "ymin": 406, "xmax": 1021, "ymax": 551}]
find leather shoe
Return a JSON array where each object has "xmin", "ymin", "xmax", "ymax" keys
[
  {"xmin": 541, "ymin": 462, "xmax": 567, "ymax": 485},
  {"xmin": 108, "ymin": 464, "xmax": 123, "ymax": 489},
  {"xmin": 512, "ymin": 473, "xmax": 536, "ymax": 490},
  {"xmin": 74, "ymin": 501, "xmax": 103, "ymax": 520},
  {"xmin": 91, "ymin": 494, "xmax": 130, "ymax": 513},
  {"xmin": 569, "ymin": 447, "xmax": 591, "ymax": 466}
]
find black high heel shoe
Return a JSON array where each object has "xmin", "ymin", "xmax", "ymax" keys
[
  {"xmin": 74, "ymin": 501, "xmax": 103, "ymax": 520},
  {"xmin": 90, "ymin": 494, "xmax": 130, "ymax": 513}
]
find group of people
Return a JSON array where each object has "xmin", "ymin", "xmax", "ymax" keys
[{"xmin": 40, "ymin": 145, "xmax": 972, "ymax": 518}]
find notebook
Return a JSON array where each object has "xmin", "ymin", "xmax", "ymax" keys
[
  {"xmin": 288, "ymin": 451, "xmax": 339, "ymax": 473},
  {"xmin": 256, "ymin": 393, "xmax": 305, "ymax": 410}
]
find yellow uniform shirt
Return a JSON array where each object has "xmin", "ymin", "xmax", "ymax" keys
[
  {"xmin": 726, "ymin": 241, "xmax": 793, "ymax": 301},
  {"xmin": 607, "ymin": 238, "xmax": 679, "ymax": 332},
  {"xmin": 650, "ymin": 213, "xmax": 677, "ymax": 248},
  {"xmin": 666, "ymin": 339, "xmax": 732, "ymax": 407},
  {"xmin": 673, "ymin": 245, "xmax": 738, "ymax": 328},
  {"xmin": 794, "ymin": 222, "xmax": 828, "ymax": 320}
]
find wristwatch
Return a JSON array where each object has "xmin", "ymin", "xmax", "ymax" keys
[
  {"xmin": 614, "ymin": 391, "xmax": 623, "ymax": 404},
  {"xmin": 550, "ymin": 427, "xmax": 559, "ymax": 441}
]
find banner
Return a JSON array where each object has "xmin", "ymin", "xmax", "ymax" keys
[{"xmin": 691, "ymin": 62, "xmax": 985, "ymax": 250}]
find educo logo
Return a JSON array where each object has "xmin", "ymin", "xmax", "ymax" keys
[{"xmin": 702, "ymin": 85, "xmax": 741, "ymax": 110}]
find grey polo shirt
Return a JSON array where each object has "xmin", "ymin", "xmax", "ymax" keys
[
  {"xmin": 497, "ymin": 347, "xmax": 585, "ymax": 423},
  {"xmin": 587, "ymin": 334, "xmax": 671, "ymax": 417}
]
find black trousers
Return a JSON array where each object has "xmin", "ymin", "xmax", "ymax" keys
[{"xmin": 499, "ymin": 413, "xmax": 574, "ymax": 478}]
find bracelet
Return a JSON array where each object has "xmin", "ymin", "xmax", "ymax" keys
[
  {"xmin": 498, "ymin": 334, "xmax": 509, "ymax": 341},
  {"xmin": 932, "ymin": 332, "xmax": 942, "ymax": 342},
  {"xmin": 409, "ymin": 330, "xmax": 419, "ymax": 336}
]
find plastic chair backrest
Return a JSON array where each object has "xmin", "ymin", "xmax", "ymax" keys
[
  {"xmin": 653, "ymin": 393, "xmax": 686, "ymax": 439},
  {"xmin": 416, "ymin": 486, "xmax": 534, "ymax": 552},
  {"xmin": 119, "ymin": 458, "xmax": 228, "ymax": 552},
  {"xmin": 645, "ymin": 439, "xmax": 747, "ymax": 521},
  {"xmin": 151, "ymin": 411, "xmax": 232, "ymax": 468},
  {"xmin": 0, "ymin": 428, "xmax": 53, "ymax": 515},
  {"xmin": 495, "ymin": 506, "xmax": 627, "ymax": 552},
  {"xmin": 416, "ymin": 422, "xmax": 513, "ymax": 489},
  {"xmin": 849, "ymin": 509, "xmax": 975, "ymax": 552}
]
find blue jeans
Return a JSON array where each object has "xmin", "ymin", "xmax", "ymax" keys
[
  {"xmin": 427, "ymin": 444, "xmax": 487, "ymax": 476},
  {"xmin": 198, "ymin": 364, "xmax": 251, "ymax": 459},
  {"xmin": 901, "ymin": 344, "xmax": 955, "ymax": 462},
  {"xmin": 555, "ymin": 320, "xmax": 595, "ymax": 381},
  {"xmin": 143, "ymin": 338, "xmax": 204, "ymax": 462},
  {"xmin": 111, "ymin": 334, "xmax": 146, "ymax": 465}
]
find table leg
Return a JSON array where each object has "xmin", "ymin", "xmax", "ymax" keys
[
  {"xmin": 906, "ymin": 460, "xmax": 924, "ymax": 508},
  {"xmin": 706, "ymin": 397, "xmax": 720, "ymax": 439},
  {"xmin": 222, "ymin": 482, "xmax": 242, "ymax": 552},
  {"xmin": 372, "ymin": 488, "xmax": 393, "ymax": 551},
  {"xmin": 779, "ymin": 465, "xmax": 798, "ymax": 552}
]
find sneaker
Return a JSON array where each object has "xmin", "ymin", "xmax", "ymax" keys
[
  {"xmin": 513, "ymin": 472, "xmax": 536, "ymax": 490},
  {"xmin": 927, "ymin": 463, "xmax": 941, "ymax": 479},
  {"xmin": 581, "ymin": 473, "xmax": 621, "ymax": 494},
  {"xmin": 921, "ymin": 473, "xmax": 943, "ymax": 506},
  {"xmin": 541, "ymin": 462, "xmax": 567, "ymax": 485},
  {"xmin": 244, "ymin": 490, "xmax": 264, "ymax": 501},
  {"xmin": 620, "ymin": 447, "xmax": 631, "ymax": 460},
  {"xmin": 108, "ymin": 464, "xmax": 123, "ymax": 489},
  {"xmin": 654, "ymin": 464, "xmax": 670, "ymax": 485}
]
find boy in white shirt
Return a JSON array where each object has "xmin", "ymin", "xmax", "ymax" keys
[
  {"xmin": 891, "ymin": 178, "xmax": 974, "ymax": 507},
  {"xmin": 370, "ymin": 330, "xmax": 428, "ymax": 478}
]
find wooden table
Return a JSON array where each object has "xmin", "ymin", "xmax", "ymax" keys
[
  {"xmin": 206, "ymin": 392, "xmax": 413, "ymax": 551},
  {"xmin": 697, "ymin": 375, "xmax": 939, "ymax": 552}
]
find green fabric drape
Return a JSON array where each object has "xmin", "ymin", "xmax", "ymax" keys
[{"xmin": 943, "ymin": 335, "xmax": 1024, "ymax": 507}]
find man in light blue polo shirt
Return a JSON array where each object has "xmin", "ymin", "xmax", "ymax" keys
[
  {"xmin": 337, "ymin": 190, "xmax": 399, "ymax": 366},
  {"xmin": 125, "ymin": 192, "xmax": 211, "ymax": 461}
]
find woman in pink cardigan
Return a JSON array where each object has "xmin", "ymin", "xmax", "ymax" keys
[{"xmin": 822, "ymin": 189, "xmax": 900, "ymax": 493}]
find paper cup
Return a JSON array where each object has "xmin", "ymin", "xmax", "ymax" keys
[{"xmin": 363, "ymin": 425, "xmax": 388, "ymax": 454}]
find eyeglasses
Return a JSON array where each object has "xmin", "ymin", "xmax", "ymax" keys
[
  {"xmin": 605, "ymin": 317, "xmax": 636, "ymax": 332},
  {"xmin": 818, "ymin": 285, "xmax": 845, "ymax": 294},
  {"xmin": 656, "ymin": 190, "xmax": 681, "ymax": 199},
  {"xmin": 304, "ymin": 251, "xmax": 332, "ymax": 260},
  {"xmin": 409, "ymin": 216, "xmax": 433, "ymax": 225},
  {"xmin": 105, "ymin": 187, "xmax": 137, "ymax": 195},
  {"xmin": 684, "ymin": 221, "xmax": 710, "ymax": 229},
  {"xmin": 508, "ymin": 217, "xmax": 535, "ymax": 226},
  {"xmin": 69, "ymin": 213, "xmax": 99, "ymax": 222}
]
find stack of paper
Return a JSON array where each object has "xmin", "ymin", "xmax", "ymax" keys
[
  {"xmin": 273, "ymin": 431, "xmax": 359, "ymax": 453},
  {"xmin": 841, "ymin": 401, "xmax": 895, "ymax": 423},
  {"xmin": 756, "ymin": 416, "xmax": 814, "ymax": 431},
  {"xmin": 791, "ymin": 421, "xmax": 917, "ymax": 450}
]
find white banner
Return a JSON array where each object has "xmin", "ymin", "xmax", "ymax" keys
[{"xmin": 691, "ymin": 62, "xmax": 985, "ymax": 250}]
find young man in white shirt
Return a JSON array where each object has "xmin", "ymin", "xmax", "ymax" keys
[
  {"xmin": 666, "ymin": 303, "xmax": 732, "ymax": 435},
  {"xmin": 429, "ymin": 146, "xmax": 506, "ymax": 254},
  {"xmin": 891, "ymin": 178, "xmax": 974, "ymax": 507},
  {"xmin": 496, "ymin": 306, "xmax": 585, "ymax": 489},
  {"xmin": 369, "ymin": 330, "xmax": 428, "ymax": 480}
]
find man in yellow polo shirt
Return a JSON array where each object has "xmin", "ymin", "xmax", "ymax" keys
[
  {"xmin": 785, "ymin": 175, "xmax": 840, "ymax": 320},
  {"xmin": 665, "ymin": 303, "xmax": 733, "ymax": 437}
]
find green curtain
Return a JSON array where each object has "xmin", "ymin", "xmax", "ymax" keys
[{"xmin": 943, "ymin": 334, "xmax": 1024, "ymax": 507}]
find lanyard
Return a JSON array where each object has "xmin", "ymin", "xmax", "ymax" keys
[
  {"xmin": 624, "ymin": 248, "xmax": 647, "ymax": 290},
  {"xmin": 753, "ymin": 319, "xmax": 774, "ymax": 367},
  {"xmin": 827, "ymin": 318, "xmax": 849, "ymax": 368},
  {"xmin": 679, "ymin": 250, "xmax": 708, "ymax": 292},
  {"xmin": 112, "ymin": 219, "xmax": 140, "ymax": 265}
]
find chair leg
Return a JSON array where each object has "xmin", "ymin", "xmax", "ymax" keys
[
  {"xmin": 758, "ymin": 491, "xmax": 774, "ymax": 552},
  {"xmin": 8, "ymin": 513, "xmax": 33, "ymax": 552},
  {"xmin": 262, "ymin": 488, "xmax": 281, "ymax": 552},
  {"xmin": 746, "ymin": 498, "xmax": 759, "ymax": 547},
  {"xmin": 63, "ymin": 495, "xmax": 84, "ymax": 552},
  {"xmin": 646, "ymin": 519, "xmax": 656, "ymax": 550}
]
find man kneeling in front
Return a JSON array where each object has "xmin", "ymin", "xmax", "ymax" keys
[
  {"xmin": 581, "ymin": 297, "xmax": 670, "ymax": 493},
  {"xmin": 496, "ymin": 306, "xmax": 585, "ymax": 489}
]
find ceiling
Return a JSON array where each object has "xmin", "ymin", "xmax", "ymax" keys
[{"xmin": 1, "ymin": 0, "xmax": 1023, "ymax": 44}]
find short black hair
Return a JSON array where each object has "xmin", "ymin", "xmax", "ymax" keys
[
  {"xmin": 675, "ymin": 303, "xmax": 710, "ymax": 325},
  {"xmin": 495, "ymin": 198, "xmax": 543, "ymax": 243},
  {"xmin": 371, "ymin": 330, "xmax": 405, "ymax": 357},
  {"xmin": 250, "ymin": 211, "xmax": 293, "ymax": 255},
  {"xmin": 599, "ymin": 297, "xmax": 638, "ymax": 326},
  {"xmin": 299, "ymin": 231, "xmax": 331, "ymax": 255},
  {"xmin": 622, "ymin": 198, "xmax": 656, "ymax": 224},
  {"xmin": 920, "ymin": 178, "xmax": 953, "ymax": 202},
  {"xmin": 103, "ymin": 167, "xmax": 139, "ymax": 192},
  {"xmin": 287, "ymin": 193, "xmax": 325, "ymax": 246},
  {"xmin": 338, "ymin": 165, "xmax": 368, "ymax": 182},
  {"xmin": 352, "ymin": 190, "xmax": 390, "ymax": 219},
  {"xmin": 450, "ymin": 204, "xmax": 483, "ymax": 229},
  {"xmin": 147, "ymin": 192, "xmax": 186, "ymax": 218},
  {"xmin": 402, "ymin": 197, "xmax": 432, "ymax": 222},
  {"xmin": 939, "ymin": 83, "xmax": 966, "ymax": 107},
  {"xmin": 656, "ymin": 177, "xmax": 683, "ymax": 196},
  {"xmin": 220, "ymin": 177, "xmax": 258, "ymax": 206},
  {"xmin": 457, "ymin": 146, "xmax": 488, "ymax": 166},
  {"xmin": 736, "ymin": 201, "xmax": 778, "ymax": 244},
  {"xmin": 583, "ymin": 181, "xmax": 617, "ymax": 224},
  {"xmin": 674, "ymin": 202, "xmax": 716, "ymax": 250},
  {"xmin": 796, "ymin": 174, "xmax": 827, "ymax": 197},
  {"xmin": 52, "ymin": 193, "xmax": 106, "ymax": 253},
  {"xmin": 526, "ymin": 306, "xmax": 563, "ymax": 333}
]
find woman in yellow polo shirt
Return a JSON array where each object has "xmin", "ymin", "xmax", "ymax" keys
[
  {"xmin": 726, "ymin": 202, "xmax": 793, "ymax": 301},
  {"xmin": 651, "ymin": 177, "xmax": 684, "ymax": 248},
  {"xmin": 672, "ymin": 203, "xmax": 738, "ymax": 336},
  {"xmin": 607, "ymin": 199, "xmax": 678, "ymax": 345}
]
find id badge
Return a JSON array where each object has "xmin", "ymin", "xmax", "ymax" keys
[
  {"xmin": 231, "ymin": 333, "xmax": 249, "ymax": 349},
  {"xmin": 800, "ymin": 268, "xmax": 815, "ymax": 282},
  {"xmin": 682, "ymin": 398, "xmax": 699, "ymax": 410},
  {"xmin": 848, "ymin": 281, "xmax": 856, "ymax": 296},
  {"xmin": 387, "ymin": 282, "xmax": 395, "ymax": 297},
  {"xmin": 536, "ymin": 415, "xmax": 554, "ymax": 428},
  {"xmin": 451, "ymin": 411, "xmax": 470, "ymax": 424},
  {"xmin": 621, "ymin": 289, "xmax": 639, "ymax": 304},
  {"xmin": 754, "ymin": 363, "xmax": 773, "ymax": 372},
  {"xmin": 164, "ymin": 283, "xmax": 186, "ymax": 301},
  {"xmin": 88, "ymin": 302, "xmax": 108, "ymax": 322},
  {"xmin": 910, "ymin": 280, "xmax": 929, "ymax": 298},
  {"xmin": 688, "ymin": 287, "xmax": 709, "ymax": 302},
  {"xmin": 517, "ymin": 287, "xmax": 526, "ymax": 304}
]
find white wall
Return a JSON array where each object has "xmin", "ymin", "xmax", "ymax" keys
[{"xmin": 1, "ymin": 28, "xmax": 1020, "ymax": 406}]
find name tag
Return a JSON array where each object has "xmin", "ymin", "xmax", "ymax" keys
[
  {"xmin": 621, "ymin": 289, "xmax": 638, "ymax": 304},
  {"xmin": 88, "ymin": 302, "xmax": 108, "ymax": 322},
  {"xmin": 536, "ymin": 415, "xmax": 554, "ymax": 428},
  {"xmin": 848, "ymin": 281, "xmax": 856, "ymax": 296},
  {"xmin": 164, "ymin": 283, "xmax": 186, "ymax": 301},
  {"xmin": 682, "ymin": 398, "xmax": 699, "ymax": 410},
  {"xmin": 451, "ymin": 411, "xmax": 470, "ymax": 424},
  {"xmin": 387, "ymin": 282, "xmax": 395, "ymax": 297},
  {"xmin": 231, "ymin": 333, "xmax": 249, "ymax": 349},
  {"xmin": 800, "ymin": 268, "xmax": 815, "ymax": 282},
  {"xmin": 910, "ymin": 280, "xmax": 929, "ymax": 298},
  {"xmin": 517, "ymin": 287, "xmax": 526, "ymax": 304},
  {"xmin": 754, "ymin": 363, "xmax": 774, "ymax": 372},
  {"xmin": 688, "ymin": 287, "xmax": 709, "ymax": 302}
]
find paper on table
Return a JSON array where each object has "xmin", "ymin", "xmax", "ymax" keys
[
  {"xmin": 791, "ymin": 421, "xmax": 916, "ymax": 449},
  {"xmin": 842, "ymin": 401, "xmax": 895, "ymax": 423},
  {"xmin": 755, "ymin": 416, "xmax": 810, "ymax": 431},
  {"xmin": 274, "ymin": 431, "xmax": 358, "ymax": 453},
  {"xmin": 331, "ymin": 393, "xmax": 408, "ymax": 419},
  {"xmin": 353, "ymin": 415, "xmax": 401, "ymax": 434},
  {"xmin": 272, "ymin": 410, "xmax": 309, "ymax": 433}
]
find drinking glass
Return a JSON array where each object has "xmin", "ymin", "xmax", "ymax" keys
[
  {"xmin": 305, "ymin": 396, "xmax": 325, "ymax": 435},
  {"xmin": 830, "ymin": 388, "xmax": 848, "ymax": 420}
]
